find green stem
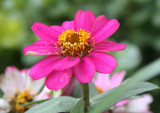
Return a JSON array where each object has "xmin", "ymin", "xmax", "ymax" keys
[{"xmin": 80, "ymin": 83, "xmax": 90, "ymax": 113}]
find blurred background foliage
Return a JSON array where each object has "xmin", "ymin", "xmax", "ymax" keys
[{"xmin": 0, "ymin": 0, "xmax": 160, "ymax": 112}]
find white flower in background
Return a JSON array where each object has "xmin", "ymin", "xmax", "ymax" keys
[
  {"xmin": 0, "ymin": 99, "xmax": 10, "ymax": 113},
  {"xmin": 113, "ymin": 94, "xmax": 153, "ymax": 113},
  {"xmin": 0, "ymin": 66, "xmax": 50, "ymax": 113}
]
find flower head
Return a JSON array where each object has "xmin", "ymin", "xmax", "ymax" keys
[
  {"xmin": 94, "ymin": 72, "xmax": 153, "ymax": 113},
  {"xmin": 0, "ymin": 66, "xmax": 50, "ymax": 113},
  {"xmin": 24, "ymin": 10, "xmax": 126, "ymax": 91},
  {"xmin": 93, "ymin": 71, "xmax": 129, "ymax": 106}
]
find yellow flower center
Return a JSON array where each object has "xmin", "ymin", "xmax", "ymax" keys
[
  {"xmin": 58, "ymin": 29, "xmax": 94, "ymax": 57},
  {"xmin": 96, "ymin": 86, "xmax": 104, "ymax": 93},
  {"xmin": 15, "ymin": 91, "xmax": 34, "ymax": 113}
]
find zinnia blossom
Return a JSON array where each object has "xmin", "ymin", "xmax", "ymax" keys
[
  {"xmin": 93, "ymin": 71, "xmax": 129, "ymax": 107},
  {"xmin": 24, "ymin": 10, "xmax": 126, "ymax": 91},
  {"xmin": 94, "ymin": 72, "xmax": 153, "ymax": 113},
  {"xmin": 0, "ymin": 66, "xmax": 50, "ymax": 113}
]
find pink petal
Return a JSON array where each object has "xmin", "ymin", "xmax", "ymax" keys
[
  {"xmin": 2, "ymin": 66, "xmax": 26, "ymax": 95},
  {"xmin": 32, "ymin": 22, "xmax": 59, "ymax": 43},
  {"xmin": 50, "ymin": 25, "xmax": 65, "ymax": 34},
  {"xmin": 20, "ymin": 68, "xmax": 28, "ymax": 79},
  {"xmin": 45, "ymin": 69, "xmax": 73, "ymax": 91},
  {"xmin": 33, "ymin": 40, "xmax": 53, "ymax": 45},
  {"xmin": 90, "ymin": 15, "xmax": 109, "ymax": 36},
  {"xmin": 34, "ymin": 87, "xmax": 51, "ymax": 100},
  {"xmin": 94, "ymin": 40, "xmax": 126, "ymax": 52},
  {"xmin": 29, "ymin": 55, "xmax": 59, "ymax": 80},
  {"xmin": 141, "ymin": 94, "xmax": 153, "ymax": 104},
  {"xmin": 92, "ymin": 19, "xmax": 120, "ymax": 44},
  {"xmin": 110, "ymin": 71, "xmax": 126, "ymax": 89},
  {"xmin": 24, "ymin": 41, "xmax": 58, "ymax": 56},
  {"xmin": 5, "ymin": 66, "xmax": 18, "ymax": 73},
  {"xmin": 74, "ymin": 10, "xmax": 95, "ymax": 31},
  {"xmin": 29, "ymin": 56, "xmax": 80, "ymax": 80},
  {"xmin": 52, "ymin": 56, "xmax": 80, "ymax": 70},
  {"xmin": 127, "ymin": 94, "xmax": 153, "ymax": 112},
  {"xmin": 73, "ymin": 56, "xmax": 95, "ymax": 83},
  {"xmin": 93, "ymin": 73, "xmax": 110, "ymax": 91},
  {"xmin": 62, "ymin": 21, "xmax": 75, "ymax": 30},
  {"xmin": 89, "ymin": 51, "xmax": 117, "ymax": 74},
  {"xmin": 33, "ymin": 40, "xmax": 60, "ymax": 47},
  {"xmin": 129, "ymin": 94, "xmax": 153, "ymax": 105},
  {"xmin": 115, "ymin": 100, "xmax": 129, "ymax": 107},
  {"xmin": 20, "ymin": 68, "xmax": 28, "ymax": 75}
]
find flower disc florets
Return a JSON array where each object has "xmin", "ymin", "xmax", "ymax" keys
[
  {"xmin": 58, "ymin": 29, "xmax": 93, "ymax": 57},
  {"xmin": 15, "ymin": 91, "xmax": 34, "ymax": 112}
]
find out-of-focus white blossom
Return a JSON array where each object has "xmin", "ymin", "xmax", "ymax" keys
[
  {"xmin": 113, "ymin": 94, "xmax": 153, "ymax": 113},
  {"xmin": 0, "ymin": 66, "xmax": 50, "ymax": 113},
  {"xmin": 0, "ymin": 98, "xmax": 10, "ymax": 113}
]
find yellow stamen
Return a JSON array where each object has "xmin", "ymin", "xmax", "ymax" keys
[
  {"xmin": 15, "ymin": 91, "xmax": 34, "ymax": 113},
  {"xmin": 96, "ymin": 87, "xmax": 104, "ymax": 93},
  {"xmin": 58, "ymin": 29, "xmax": 93, "ymax": 57}
]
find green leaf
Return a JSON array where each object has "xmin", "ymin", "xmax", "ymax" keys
[
  {"xmin": 26, "ymin": 96, "xmax": 80, "ymax": 113},
  {"xmin": 73, "ymin": 81, "xmax": 98, "ymax": 98},
  {"xmin": 127, "ymin": 95, "xmax": 142, "ymax": 100},
  {"xmin": 90, "ymin": 82, "xmax": 158, "ymax": 105},
  {"xmin": 37, "ymin": 81, "xmax": 45, "ymax": 95},
  {"xmin": 21, "ymin": 98, "xmax": 50, "ymax": 107},
  {"xmin": 71, "ymin": 99, "xmax": 84, "ymax": 113},
  {"xmin": 89, "ymin": 58, "xmax": 160, "ymax": 113},
  {"xmin": 131, "ymin": 58, "xmax": 160, "ymax": 82},
  {"xmin": 73, "ymin": 81, "xmax": 81, "ymax": 98},
  {"xmin": 0, "ymin": 89, "xmax": 4, "ymax": 98}
]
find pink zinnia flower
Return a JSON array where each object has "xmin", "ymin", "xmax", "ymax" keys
[
  {"xmin": 94, "ymin": 72, "xmax": 153, "ymax": 113},
  {"xmin": 93, "ymin": 71, "xmax": 129, "ymax": 107},
  {"xmin": 24, "ymin": 10, "xmax": 126, "ymax": 91}
]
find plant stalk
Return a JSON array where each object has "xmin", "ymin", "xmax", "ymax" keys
[{"xmin": 80, "ymin": 83, "xmax": 90, "ymax": 113}]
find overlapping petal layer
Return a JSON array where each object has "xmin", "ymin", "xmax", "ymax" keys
[
  {"xmin": 89, "ymin": 51, "xmax": 117, "ymax": 74},
  {"xmin": 29, "ymin": 56, "xmax": 59, "ymax": 80},
  {"xmin": 32, "ymin": 22, "xmax": 59, "ymax": 43},
  {"xmin": 29, "ymin": 55, "xmax": 79, "ymax": 80},
  {"xmin": 90, "ymin": 15, "xmax": 109, "ymax": 36},
  {"xmin": 52, "ymin": 56, "xmax": 80, "ymax": 70},
  {"xmin": 46, "ymin": 69, "xmax": 73, "ymax": 91},
  {"xmin": 94, "ymin": 40, "xmax": 126, "ymax": 52},
  {"xmin": 50, "ymin": 25, "xmax": 65, "ymax": 34},
  {"xmin": 62, "ymin": 21, "xmax": 75, "ymax": 30},
  {"xmin": 73, "ymin": 56, "xmax": 95, "ymax": 83},
  {"xmin": 24, "ymin": 44, "xmax": 58, "ymax": 56},
  {"xmin": 74, "ymin": 10, "xmax": 95, "ymax": 31},
  {"xmin": 91, "ymin": 19, "xmax": 120, "ymax": 44}
]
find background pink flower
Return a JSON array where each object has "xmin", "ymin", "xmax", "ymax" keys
[
  {"xmin": 94, "ymin": 72, "xmax": 153, "ymax": 113},
  {"xmin": 93, "ymin": 71, "xmax": 129, "ymax": 107},
  {"xmin": 24, "ymin": 10, "xmax": 126, "ymax": 91}
]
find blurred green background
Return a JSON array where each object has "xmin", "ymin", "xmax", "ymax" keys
[{"xmin": 0, "ymin": 0, "xmax": 160, "ymax": 112}]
